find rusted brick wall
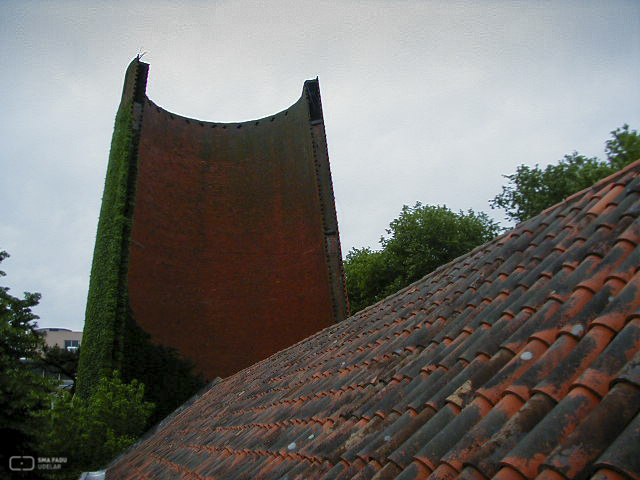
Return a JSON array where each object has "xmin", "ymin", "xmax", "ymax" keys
[{"xmin": 127, "ymin": 74, "xmax": 344, "ymax": 379}]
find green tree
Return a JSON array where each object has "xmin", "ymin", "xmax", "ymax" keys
[
  {"xmin": 606, "ymin": 124, "xmax": 640, "ymax": 169},
  {"xmin": 344, "ymin": 247, "xmax": 392, "ymax": 314},
  {"xmin": 491, "ymin": 125, "xmax": 640, "ymax": 223},
  {"xmin": 0, "ymin": 251, "xmax": 54, "ymax": 476},
  {"xmin": 345, "ymin": 203, "xmax": 500, "ymax": 312},
  {"xmin": 37, "ymin": 370, "xmax": 154, "ymax": 479},
  {"xmin": 0, "ymin": 252, "xmax": 153, "ymax": 479},
  {"xmin": 37, "ymin": 345, "xmax": 80, "ymax": 394}
]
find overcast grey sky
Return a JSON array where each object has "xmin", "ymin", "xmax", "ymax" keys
[{"xmin": 1, "ymin": 1, "xmax": 639, "ymax": 332}]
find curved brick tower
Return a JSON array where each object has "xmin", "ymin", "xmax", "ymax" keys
[{"xmin": 77, "ymin": 58, "xmax": 348, "ymax": 416}]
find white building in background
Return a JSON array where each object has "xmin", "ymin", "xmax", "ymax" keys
[
  {"xmin": 36, "ymin": 327, "xmax": 83, "ymax": 351},
  {"xmin": 35, "ymin": 328, "xmax": 83, "ymax": 389}
]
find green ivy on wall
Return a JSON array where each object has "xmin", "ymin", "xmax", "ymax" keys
[
  {"xmin": 76, "ymin": 93, "xmax": 205, "ymax": 424},
  {"xmin": 76, "ymin": 100, "xmax": 136, "ymax": 400}
]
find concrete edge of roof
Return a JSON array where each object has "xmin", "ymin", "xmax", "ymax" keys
[{"xmin": 78, "ymin": 471, "xmax": 105, "ymax": 480}]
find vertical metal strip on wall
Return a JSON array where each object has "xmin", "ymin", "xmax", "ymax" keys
[{"xmin": 304, "ymin": 79, "xmax": 350, "ymax": 321}]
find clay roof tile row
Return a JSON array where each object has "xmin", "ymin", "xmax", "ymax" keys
[{"xmin": 107, "ymin": 159, "xmax": 640, "ymax": 480}]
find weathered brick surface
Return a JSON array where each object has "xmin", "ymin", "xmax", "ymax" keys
[{"xmin": 127, "ymin": 94, "xmax": 337, "ymax": 379}]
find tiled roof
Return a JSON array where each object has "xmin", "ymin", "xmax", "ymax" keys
[{"xmin": 106, "ymin": 160, "xmax": 640, "ymax": 480}]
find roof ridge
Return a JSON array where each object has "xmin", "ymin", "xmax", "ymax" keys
[
  {"xmin": 352, "ymin": 160, "xmax": 640, "ymax": 319},
  {"xmin": 537, "ymin": 156, "xmax": 640, "ymax": 219}
]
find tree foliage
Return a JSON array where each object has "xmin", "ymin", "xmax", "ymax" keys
[
  {"xmin": 605, "ymin": 124, "xmax": 640, "ymax": 169},
  {"xmin": 0, "ymin": 251, "xmax": 55, "ymax": 475},
  {"xmin": 37, "ymin": 371, "xmax": 154, "ymax": 479},
  {"xmin": 491, "ymin": 125, "xmax": 640, "ymax": 223},
  {"xmin": 344, "ymin": 247, "xmax": 389, "ymax": 315},
  {"xmin": 37, "ymin": 345, "xmax": 80, "ymax": 394},
  {"xmin": 345, "ymin": 204, "xmax": 500, "ymax": 313},
  {"xmin": 0, "ymin": 251, "xmax": 154, "ymax": 479}
]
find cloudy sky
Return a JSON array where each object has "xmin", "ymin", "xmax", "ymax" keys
[{"xmin": 1, "ymin": 1, "xmax": 639, "ymax": 332}]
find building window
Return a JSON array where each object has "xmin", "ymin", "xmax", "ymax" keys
[{"xmin": 64, "ymin": 340, "xmax": 80, "ymax": 351}]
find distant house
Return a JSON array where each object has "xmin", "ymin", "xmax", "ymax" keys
[
  {"xmin": 37, "ymin": 327, "xmax": 83, "ymax": 351},
  {"xmin": 35, "ymin": 328, "xmax": 83, "ymax": 388}
]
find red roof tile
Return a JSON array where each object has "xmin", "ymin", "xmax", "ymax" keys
[{"xmin": 106, "ymin": 159, "xmax": 640, "ymax": 480}]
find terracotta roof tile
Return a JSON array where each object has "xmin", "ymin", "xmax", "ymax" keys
[{"xmin": 106, "ymin": 160, "xmax": 640, "ymax": 480}]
